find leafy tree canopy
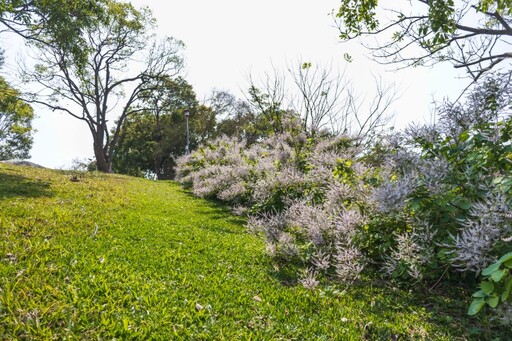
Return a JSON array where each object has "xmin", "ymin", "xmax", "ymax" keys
[
  {"xmin": 0, "ymin": 0, "xmax": 111, "ymax": 68},
  {"xmin": 336, "ymin": 0, "xmax": 512, "ymax": 80}
]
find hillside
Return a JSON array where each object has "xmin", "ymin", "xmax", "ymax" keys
[{"xmin": 0, "ymin": 164, "xmax": 479, "ymax": 339}]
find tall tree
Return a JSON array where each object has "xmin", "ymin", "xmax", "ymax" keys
[
  {"xmin": 21, "ymin": 2, "xmax": 184, "ymax": 172},
  {"xmin": 336, "ymin": 0, "xmax": 512, "ymax": 80}
]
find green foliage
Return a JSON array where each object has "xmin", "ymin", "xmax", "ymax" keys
[
  {"xmin": 337, "ymin": 0, "xmax": 379, "ymax": 40},
  {"xmin": 0, "ymin": 76, "xmax": 34, "ymax": 160},
  {"xmin": 356, "ymin": 214, "xmax": 408, "ymax": 264},
  {"xmin": 479, "ymin": 0, "xmax": 512, "ymax": 13},
  {"xmin": 0, "ymin": 163, "xmax": 478, "ymax": 339},
  {"xmin": 469, "ymin": 252, "xmax": 512, "ymax": 315},
  {"xmin": 336, "ymin": 1, "xmax": 512, "ymax": 77},
  {"xmin": 0, "ymin": 0, "xmax": 110, "ymax": 69},
  {"xmin": 337, "ymin": 0, "xmax": 467, "ymax": 40},
  {"xmin": 112, "ymin": 77, "xmax": 202, "ymax": 179}
]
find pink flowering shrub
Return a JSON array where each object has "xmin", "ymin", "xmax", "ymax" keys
[
  {"xmin": 360, "ymin": 75, "xmax": 512, "ymax": 328},
  {"xmin": 176, "ymin": 129, "xmax": 370, "ymax": 285},
  {"xmin": 175, "ymin": 136, "xmax": 251, "ymax": 204},
  {"xmin": 176, "ymin": 76, "xmax": 512, "ymax": 322}
]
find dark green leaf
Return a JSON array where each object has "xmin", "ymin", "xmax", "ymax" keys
[{"xmin": 502, "ymin": 277, "xmax": 512, "ymax": 301}]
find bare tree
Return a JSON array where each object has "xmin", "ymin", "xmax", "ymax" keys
[
  {"xmin": 247, "ymin": 62, "xmax": 397, "ymax": 142},
  {"xmin": 339, "ymin": 75, "xmax": 398, "ymax": 142},
  {"xmin": 21, "ymin": 4, "xmax": 183, "ymax": 172},
  {"xmin": 245, "ymin": 66, "xmax": 288, "ymax": 135},
  {"xmin": 289, "ymin": 62, "xmax": 351, "ymax": 133}
]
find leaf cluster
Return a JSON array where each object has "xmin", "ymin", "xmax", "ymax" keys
[{"xmin": 469, "ymin": 252, "xmax": 512, "ymax": 315}]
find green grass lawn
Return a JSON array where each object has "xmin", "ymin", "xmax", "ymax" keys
[{"xmin": 0, "ymin": 164, "xmax": 485, "ymax": 339}]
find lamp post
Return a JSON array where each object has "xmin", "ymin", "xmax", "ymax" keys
[{"xmin": 185, "ymin": 109, "xmax": 190, "ymax": 155}]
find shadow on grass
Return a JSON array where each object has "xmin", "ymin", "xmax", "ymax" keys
[
  {"xmin": 267, "ymin": 265, "xmax": 299, "ymax": 287},
  {"xmin": 0, "ymin": 172, "xmax": 54, "ymax": 198},
  {"xmin": 178, "ymin": 187, "xmax": 248, "ymax": 233},
  {"xmin": 193, "ymin": 204, "xmax": 248, "ymax": 235}
]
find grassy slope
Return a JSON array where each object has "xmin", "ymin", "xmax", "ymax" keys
[{"xmin": 0, "ymin": 164, "xmax": 477, "ymax": 339}]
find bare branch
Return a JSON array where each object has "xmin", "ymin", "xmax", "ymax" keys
[{"xmin": 336, "ymin": 0, "xmax": 512, "ymax": 79}]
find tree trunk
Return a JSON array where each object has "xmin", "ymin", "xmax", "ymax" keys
[
  {"xmin": 154, "ymin": 156, "xmax": 174, "ymax": 180},
  {"xmin": 93, "ymin": 141, "xmax": 112, "ymax": 173}
]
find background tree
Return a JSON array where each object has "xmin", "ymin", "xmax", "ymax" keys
[
  {"xmin": 245, "ymin": 68, "xmax": 298, "ymax": 138},
  {"xmin": 21, "ymin": 1, "xmax": 184, "ymax": 172},
  {"xmin": 247, "ymin": 62, "xmax": 396, "ymax": 143},
  {"xmin": 336, "ymin": 0, "xmax": 512, "ymax": 80},
  {"xmin": 209, "ymin": 90, "xmax": 265, "ymax": 144},
  {"xmin": 112, "ymin": 78, "xmax": 217, "ymax": 179},
  {"xmin": 289, "ymin": 63, "xmax": 395, "ymax": 139},
  {"xmin": 0, "ymin": 49, "xmax": 33, "ymax": 160},
  {"xmin": 0, "ymin": 76, "xmax": 34, "ymax": 160}
]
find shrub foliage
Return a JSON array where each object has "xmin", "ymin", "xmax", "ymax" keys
[{"xmin": 175, "ymin": 74, "xmax": 512, "ymax": 328}]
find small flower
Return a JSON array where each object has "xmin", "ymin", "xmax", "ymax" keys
[{"xmin": 298, "ymin": 268, "xmax": 319, "ymax": 290}]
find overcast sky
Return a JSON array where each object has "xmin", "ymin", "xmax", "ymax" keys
[{"xmin": 8, "ymin": 0, "xmax": 468, "ymax": 169}]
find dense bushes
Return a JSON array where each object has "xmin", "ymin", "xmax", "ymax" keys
[
  {"xmin": 176, "ymin": 116, "xmax": 371, "ymax": 285},
  {"xmin": 175, "ymin": 75, "xmax": 512, "ymax": 325}
]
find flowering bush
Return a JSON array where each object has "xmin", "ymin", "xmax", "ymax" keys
[
  {"xmin": 176, "ymin": 75, "xmax": 512, "ymax": 323},
  {"xmin": 175, "ymin": 136, "xmax": 251, "ymax": 204},
  {"xmin": 358, "ymin": 76, "xmax": 512, "ymax": 325},
  {"xmin": 176, "ymin": 127, "xmax": 370, "ymax": 285}
]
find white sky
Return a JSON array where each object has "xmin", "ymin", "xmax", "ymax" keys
[{"xmin": 5, "ymin": 0, "xmax": 468, "ymax": 169}]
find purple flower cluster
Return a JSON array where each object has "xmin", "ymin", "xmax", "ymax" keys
[
  {"xmin": 448, "ymin": 191, "xmax": 512, "ymax": 273},
  {"xmin": 176, "ymin": 132, "xmax": 369, "ymax": 286}
]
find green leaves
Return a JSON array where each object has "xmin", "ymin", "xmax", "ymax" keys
[
  {"xmin": 491, "ymin": 269, "xmax": 507, "ymax": 282},
  {"xmin": 337, "ymin": 0, "xmax": 379, "ymax": 38},
  {"xmin": 480, "ymin": 280, "xmax": 494, "ymax": 295},
  {"xmin": 482, "ymin": 262, "xmax": 502, "ymax": 276},
  {"xmin": 469, "ymin": 252, "xmax": 512, "ymax": 316},
  {"xmin": 0, "ymin": 76, "xmax": 34, "ymax": 160},
  {"xmin": 468, "ymin": 298, "xmax": 485, "ymax": 315},
  {"xmin": 498, "ymin": 251, "xmax": 512, "ymax": 264}
]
